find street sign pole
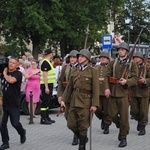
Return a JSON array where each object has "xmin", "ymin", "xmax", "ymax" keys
[{"xmin": 102, "ymin": 34, "xmax": 112, "ymax": 50}]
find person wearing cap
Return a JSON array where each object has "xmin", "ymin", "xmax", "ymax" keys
[
  {"xmin": 94, "ymin": 51, "xmax": 112, "ymax": 134},
  {"xmin": 57, "ymin": 50, "xmax": 79, "ymax": 145},
  {"xmin": 60, "ymin": 49, "xmax": 99, "ymax": 150},
  {"xmin": 0, "ymin": 57, "xmax": 26, "ymax": 150},
  {"xmin": 40, "ymin": 49, "xmax": 56, "ymax": 124},
  {"xmin": 130, "ymin": 51, "xmax": 150, "ymax": 136},
  {"xmin": 104, "ymin": 42, "xmax": 138, "ymax": 147}
]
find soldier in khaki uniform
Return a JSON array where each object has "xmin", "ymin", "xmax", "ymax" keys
[
  {"xmin": 61, "ymin": 49, "xmax": 99, "ymax": 150},
  {"xmin": 94, "ymin": 51, "xmax": 111, "ymax": 134},
  {"xmin": 130, "ymin": 51, "xmax": 150, "ymax": 135},
  {"xmin": 147, "ymin": 56, "xmax": 150, "ymax": 103},
  {"xmin": 57, "ymin": 50, "xmax": 79, "ymax": 145},
  {"xmin": 105, "ymin": 42, "xmax": 138, "ymax": 147}
]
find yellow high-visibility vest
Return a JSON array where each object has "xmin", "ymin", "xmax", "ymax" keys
[{"xmin": 40, "ymin": 59, "xmax": 56, "ymax": 84}]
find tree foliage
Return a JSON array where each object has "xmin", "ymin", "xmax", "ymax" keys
[
  {"xmin": 115, "ymin": 0, "xmax": 150, "ymax": 44},
  {"xmin": 1, "ymin": 0, "xmax": 148, "ymax": 58}
]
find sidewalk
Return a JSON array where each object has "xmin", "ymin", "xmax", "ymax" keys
[{"xmin": 2, "ymin": 108, "xmax": 150, "ymax": 150}]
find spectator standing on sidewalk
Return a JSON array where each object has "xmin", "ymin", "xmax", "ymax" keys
[
  {"xmin": 0, "ymin": 57, "xmax": 26, "ymax": 150},
  {"xmin": 23, "ymin": 59, "xmax": 40, "ymax": 118},
  {"xmin": 40, "ymin": 49, "xmax": 56, "ymax": 124}
]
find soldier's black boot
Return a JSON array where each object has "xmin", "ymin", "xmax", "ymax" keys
[
  {"xmin": 40, "ymin": 111, "xmax": 52, "ymax": 125},
  {"xmin": 46, "ymin": 110, "xmax": 55, "ymax": 123},
  {"xmin": 103, "ymin": 124, "xmax": 109, "ymax": 134},
  {"xmin": 118, "ymin": 133, "xmax": 121, "ymax": 141},
  {"xmin": 78, "ymin": 135, "xmax": 87, "ymax": 150},
  {"xmin": 138, "ymin": 126, "xmax": 146, "ymax": 136},
  {"xmin": 101, "ymin": 119, "xmax": 105, "ymax": 130},
  {"xmin": 118, "ymin": 138, "xmax": 127, "ymax": 147},
  {"xmin": 137, "ymin": 124, "xmax": 141, "ymax": 131},
  {"xmin": 72, "ymin": 134, "xmax": 79, "ymax": 145}
]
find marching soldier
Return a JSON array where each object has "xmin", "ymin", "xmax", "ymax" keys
[
  {"xmin": 57, "ymin": 50, "xmax": 79, "ymax": 145},
  {"xmin": 94, "ymin": 51, "xmax": 111, "ymax": 134},
  {"xmin": 60, "ymin": 49, "xmax": 99, "ymax": 150},
  {"xmin": 104, "ymin": 42, "xmax": 138, "ymax": 147},
  {"xmin": 130, "ymin": 51, "xmax": 150, "ymax": 135},
  {"xmin": 147, "ymin": 55, "xmax": 150, "ymax": 103}
]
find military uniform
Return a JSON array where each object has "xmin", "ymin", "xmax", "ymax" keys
[
  {"xmin": 146, "ymin": 61, "xmax": 150, "ymax": 103},
  {"xmin": 66, "ymin": 65, "xmax": 99, "ymax": 134},
  {"xmin": 105, "ymin": 42, "xmax": 138, "ymax": 147},
  {"xmin": 62, "ymin": 49, "xmax": 99, "ymax": 150},
  {"xmin": 58, "ymin": 63, "xmax": 78, "ymax": 118},
  {"xmin": 57, "ymin": 50, "xmax": 79, "ymax": 145},
  {"xmin": 94, "ymin": 51, "xmax": 111, "ymax": 134},
  {"xmin": 130, "ymin": 51, "xmax": 150, "ymax": 135}
]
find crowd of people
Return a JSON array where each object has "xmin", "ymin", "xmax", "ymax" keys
[{"xmin": 0, "ymin": 42, "xmax": 150, "ymax": 150}]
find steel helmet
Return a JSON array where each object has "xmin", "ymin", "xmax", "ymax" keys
[
  {"xmin": 133, "ymin": 51, "xmax": 143, "ymax": 59},
  {"xmin": 117, "ymin": 42, "xmax": 129, "ymax": 52},
  {"xmin": 77, "ymin": 49, "xmax": 91, "ymax": 60},
  {"xmin": 99, "ymin": 51, "xmax": 110, "ymax": 60},
  {"xmin": 69, "ymin": 50, "xmax": 78, "ymax": 57}
]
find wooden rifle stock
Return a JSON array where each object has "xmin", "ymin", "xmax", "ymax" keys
[{"xmin": 121, "ymin": 27, "xmax": 144, "ymax": 79}]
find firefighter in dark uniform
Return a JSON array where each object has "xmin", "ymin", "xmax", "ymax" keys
[
  {"xmin": 94, "ymin": 51, "xmax": 111, "ymax": 134},
  {"xmin": 104, "ymin": 42, "xmax": 138, "ymax": 147},
  {"xmin": 57, "ymin": 50, "xmax": 79, "ymax": 145},
  {"xmin": 61, "ymin": 49, "xmax": 99, "ymax": 150},
  {"xmin": 130, "ymin": 51, "xmax": 150, "ymax": 135},
  {"xmin": 40, "ymin": 49, "xmax": 56, "ymax": 124}
]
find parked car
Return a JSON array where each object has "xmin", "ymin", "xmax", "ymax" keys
[{"xmin": 20, "ymin": 87, "xmax": 60, "ymax": 115}]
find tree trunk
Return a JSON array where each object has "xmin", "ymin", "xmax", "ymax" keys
[
  {"xmin": 60, "ymin": 38, "xmax": 70, "ymax": 57},
  {"xmin": 32, "ymin": 37, "xmax": 40, "ymax": 60}
]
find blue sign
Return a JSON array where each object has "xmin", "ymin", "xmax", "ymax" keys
[{"xmin": 102, "ymin": 34, "xmax": 112, "ymax": 50}]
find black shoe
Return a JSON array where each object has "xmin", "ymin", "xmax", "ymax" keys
[
  {"xmin": 103, "ymin": 125, "xmax": 109, "ymax": 134},
  {"xmin": 137, "ymin": 124, "xmax": 141, "ymax": 131},
  {"xmin": 47, "ymin": 118, "xmax": 55, "ymax": 123},
  {"xmin": 118, "ymin": 133, "xmax": 121, "ymax": 141},
  {"xmin": 0, "ymin": 143, "xmax": 9, "ymax": 150},
  {"xmin": 118, "ymin": 138, "xmax": 127, "ymax": 147},
  {"xmin": 20, "ymin": 129, "xmax": 26, "ymax": 144},
  {"xmin": 138, "ymin": 128, "xmax": 146, "ymax": 136},
  {"xmin": 72, "ymin": 135, "xmax": 79, "ymax": 145},
  {"xmin": 101, "ymin": 120, "xmax": 105, "ymax": 130},
  {"xmin": 40, "ymin": 118, "xmax": 52, "ymax": 125}
]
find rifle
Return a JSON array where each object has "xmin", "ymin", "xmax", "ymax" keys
[
  {"xmin": 139, "ymin": 48, "xmax": 150, "ymax": 80},
  {"xmin": 121, "ymin": 27, "xmax": 144, "ymax": 79},
  {"xmin": 84, "ymin": 24, "xmax": 89, "ymax": 49}
]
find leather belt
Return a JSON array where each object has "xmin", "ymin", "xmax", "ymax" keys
[
  {"xmin": 109, "ymin": 77, "xmax": 119, "ymax": 84},
  {"xmin": 74, "ymin": 88, "xmax": 91, "ymax": 94}
]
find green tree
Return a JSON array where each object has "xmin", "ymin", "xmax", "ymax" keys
[
  {"xmin": 0, "ymin": 0, "xmax": 129, "ymax": 58},
  {"xmin": 116, "ymin": 0, "xmax": 150, "ymax": 44},
  {"xmin": 0, "ymin": 0, "xmax": 64, "ymax": 59}
]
